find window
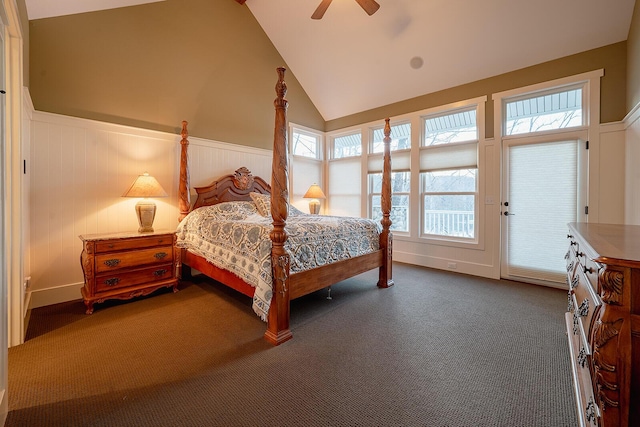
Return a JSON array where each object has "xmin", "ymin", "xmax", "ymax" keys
[
  {"xmin": 370, "ymin": 122, "xmax": 411, "ymax": 153},
  {"xmin": 332, "ymin": 132, "xmax": 362, "ymax": 159},
  {"xmin": 424, "ymin": 109, "xmax": 477, "ymax": 145},
  {"xmin": 292, "ymin": 129, "xmax": 321, "ymax": 159},
  {"xmin": 504, "ymin": 86, "xmax": 583, "ymax": 136},
  {"xmin": 370, "ymin": 171, "xmax": 410, "ymax": 233},
  {"xmin": 368, "ymin": 120, "xmax": 411, "ymax": 232},
  {"xmin": 422, "ymin": 169, "xmax": 476, "ymax": 238},
  {"xmin": 420, "ymin": 106, "xmax": 479, "ymax": 240}
]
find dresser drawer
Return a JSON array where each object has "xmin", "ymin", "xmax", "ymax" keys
[
  {"xmin": 580, "ymin": 257, "xmax": 600, "ymax": 291},
  {"xmin": 94, "ymin": 235, "xmax": 174, "ymax": 253},
  {"xmin": 566, "ymin": 312, "xmax": 600, "ymax": 427},
  {"xmin": 570, "ymin": 275, "xmax": 601, "ymax": 354},
  {"xmin": 95, "ymin": 245, "xmax": 174, "ymax": 273},
  {"xmin": 95, "ymin": 263, "xmax": 174, "ymax": 293}
]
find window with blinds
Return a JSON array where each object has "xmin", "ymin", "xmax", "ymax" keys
[
  {"xmin": 368, "ymin": 122, "xmax": 411, "ymax": 233},
  {"xmin": 420, "ymin": 107, "xmax": 479, "ymax": 239}
]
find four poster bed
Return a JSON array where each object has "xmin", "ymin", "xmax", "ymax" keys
[{"xmin": 175, "ymin": 67, "xmax": 393, "ymax": 345}]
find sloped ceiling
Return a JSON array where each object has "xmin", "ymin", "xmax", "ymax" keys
[{"xmin": 25, "ymin": 0, "xmax": 636, "ymax": 121}]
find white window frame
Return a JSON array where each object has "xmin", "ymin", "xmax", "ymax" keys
[
  {"xmin": 291, "ymin": 125, "xmax": 322, "ymax": 160},
  {"xmin": 418, "ymin": 98, "xmax": 485, "ymax": 246},
  {"xmin": 367, "ymin": 120, "xmax": 412, "ymax": 235},
  {"xmin": 330, "ymin": 129, "xmax": 362, "ymax": 160},
  {"xmin": 493, "ymin": 69, "xmax": 603, "ymax": 221}
]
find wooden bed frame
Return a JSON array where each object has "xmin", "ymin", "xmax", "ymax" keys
[{"xmin": 177, "ymin": 67, "xmax": 393, "ymax": 345}]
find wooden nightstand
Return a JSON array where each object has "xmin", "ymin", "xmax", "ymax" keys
[{"xmin": 79, "ymin": 230, "xmax": 179, "ymax": 314}]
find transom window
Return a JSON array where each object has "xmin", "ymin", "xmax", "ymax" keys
[
  {"xmin": 424, "ymin": 108, "xmax": 477, "ymax": 146},
  {"xmin": 332, "ymin": 132, "xmax": 362, "ymax": 159},
  {"xmin": 371, "ymin": 122, "xmax": 411, "ymax": 153},
  {"xmin": 504, "ymin": 86, "xmax": 583, "ymax": 136},
  {"xmin": 292, "ymin": 129, "xmax": 321, "ymax": 159}
]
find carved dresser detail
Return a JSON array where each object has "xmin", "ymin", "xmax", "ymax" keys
[
  {"xmin": 80, "ymin": 230, "xmax": 179, "ymax": 314},
  {"xmin": 565, "ymin": 222, "xmax": 640, "ymax": 427}
]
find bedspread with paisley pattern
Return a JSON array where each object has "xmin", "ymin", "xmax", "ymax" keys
[{"xmin": 176, "ymin": 201, "xmax": 381, "ymax": 321}]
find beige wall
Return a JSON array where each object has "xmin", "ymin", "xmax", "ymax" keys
[
  {"xmin": 628, "ymin": 0, "xmax": 640, "ymax": 112},
  {"xmin": 27, "ymin": 0, "xmax": 324, "ymax": 150},
  {"xmin": 328, "ymin": 42, "xmax": 627, "ymax": 135}
]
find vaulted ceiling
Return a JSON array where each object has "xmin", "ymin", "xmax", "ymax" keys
[{"xmin": 25, "ymin": 0, "xmax": 636, "ymax": 121}]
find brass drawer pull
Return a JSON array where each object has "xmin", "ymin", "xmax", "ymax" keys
[
  {"xmin": 154, "ymin": 252, "xmax": 168, "ymax": 259},
  {"xmin": 584, "ymin": 266, "xmax": 594, "ymax": 274},
  {"xmin": 104, "ymin": 277, "xmax": 120, "ymax": 286},
  {"xmin": 104, "ymin": 259, "xmax": 121, "ymax": 267},
  {"xmin": 154, "ymin": 269, "xmax": 167, "ymax": 277}
]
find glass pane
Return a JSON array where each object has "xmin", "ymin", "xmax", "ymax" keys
[
  {"xmin": 507, "ymin": 140, "xmax": 578, "ymax": 282},
  {"xmin": 505, "ymin": 88, "xmax": 583, "ymax": 136},
  {"xmin": 371, "ymin": 122, "xmax": 411, "ymax": 153},
  {"xmin": 292, "ymin": 131, "xmax": 318, "ymax": 158},
  {"xmin": 423, "ymin": 195, "xmax": 475, "ymax": 238},
  {"xmin": 423, "ymin": 169, "xmax": 477, "ymax": 192},
  {"xmin": 372, "ymin": 195, "xmax": 409, "ymax": 232},
  {"xmin": 333, "ymin": 133, "xmax": 362, "ymax": 159},
  {"xmin": 370, "ymin": 171, "xmax": 411, "ymax": 193},
  {"xmin": 423, "ymin": 109, "xmax": 477, "ymax": 146}
]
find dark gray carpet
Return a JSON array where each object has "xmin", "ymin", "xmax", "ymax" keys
[{"xmin": 7, "ymin": 263, "xmax": 577, "ymax": 426}]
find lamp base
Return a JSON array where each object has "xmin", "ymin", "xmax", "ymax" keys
[
  {"xmin": 135, "ymin": 200, "xmax": 157, "ymax": 233},
  {"xmin": 308, "ymin": 199, "xmax": 320, "ymax": 215}
]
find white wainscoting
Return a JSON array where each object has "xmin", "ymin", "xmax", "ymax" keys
[
  {"xmin": 625, "ymin": 103, "xmax": 640, "ymax": 225},
  {"xmin": 29, "ymin": 112, "xmax": 272, "ymax": 308}
]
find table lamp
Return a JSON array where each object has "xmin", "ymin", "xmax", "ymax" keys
[
  {"xmin": 122, "ymin": 172, "xmax": 168, "ymax": 232},
  {"xmin": 303, "ymin": 183, "xmax": 326, "ymax": 214}
]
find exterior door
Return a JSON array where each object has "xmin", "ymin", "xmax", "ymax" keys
[{"xmin": 501, "ymin": 136, "xmax": 587, "ymax": 287}]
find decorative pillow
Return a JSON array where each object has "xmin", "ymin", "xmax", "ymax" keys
[
  {"xmin": 250, "ymin": 192, "xmax": 271, "ymax": 217},
  {"xmin": 250, "ymin": 192, "xmax": 306, "ymax": 217}
]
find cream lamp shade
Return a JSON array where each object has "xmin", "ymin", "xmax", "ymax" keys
[
  {"xmin": 122, "ymin": 172, "xmax": 168, "ymax": 233},
  {"xmin": 303, "ymin": 183, "xmax": 326, "ymax": 215}
]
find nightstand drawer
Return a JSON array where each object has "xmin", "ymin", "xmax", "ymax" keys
[
  {"xmin": 95, "ymin": 235, "xmax": 174, "ymax": 253},
  {"xmin": 95, "ymin": 245, "xmax": 174, "ymax": 273},
  {"xmin": 95, "ymin": 263, "xmax": 174, "ymax": 293}
]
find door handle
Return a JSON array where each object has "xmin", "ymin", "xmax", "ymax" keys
[{"xmin": 504, "ymin": 211, "xmax": 515, "ymax": 216}]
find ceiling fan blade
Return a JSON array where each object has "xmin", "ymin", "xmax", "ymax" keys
[
  {"xmin": 312, "ymin": 0, "xmax": 333, "ymax": 20},
  {"xmin": 354, "ymin": 0, "xmax": 380, "ymax": 16}
]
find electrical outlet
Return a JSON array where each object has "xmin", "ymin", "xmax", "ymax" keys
[{"xmin": 447, "ymin": 262, "xmax": 457, "ymax": 269}]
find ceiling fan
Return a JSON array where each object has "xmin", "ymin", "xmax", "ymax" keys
[{"xmin": 312, "ymin": 0, "xmax": 380, "ymax": 20}]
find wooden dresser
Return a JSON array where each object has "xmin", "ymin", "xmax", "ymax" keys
[
  {"xmin": 565, "ymin": 222, "xmax": 640, "ymax": 427},
  {"xmin": 80, "ymin": 230, "xmax": 179, "ymax": 314}
]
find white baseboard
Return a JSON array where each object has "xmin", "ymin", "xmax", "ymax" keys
[
  {"xmin": 30, "ymin": 282, "xmax": 84, "ymax": 309},
  {"xmin": 393, "ymin": 250, "xmax": 500, "ymax": 280}
]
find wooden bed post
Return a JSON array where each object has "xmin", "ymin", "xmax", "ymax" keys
[
  {"xmin": 178, "ymin": 121, "xmax": 191, "ymax": 223},
  {"xmin": 265, "ymin": 67, "xmax": 293, "ymax": 345},
  {"xmin": 378, "ymin": 118, "xmax": 394, "ymax": 288}
]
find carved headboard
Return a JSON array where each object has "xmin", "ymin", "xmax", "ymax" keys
[{"xmin": 191, "ymin": 167, "xmax": 271, "ymax": 210}]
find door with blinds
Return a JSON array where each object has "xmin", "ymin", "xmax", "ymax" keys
[{"xmin": 501, "ymin": 137, "xmax": 587, "ymax": 287}]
